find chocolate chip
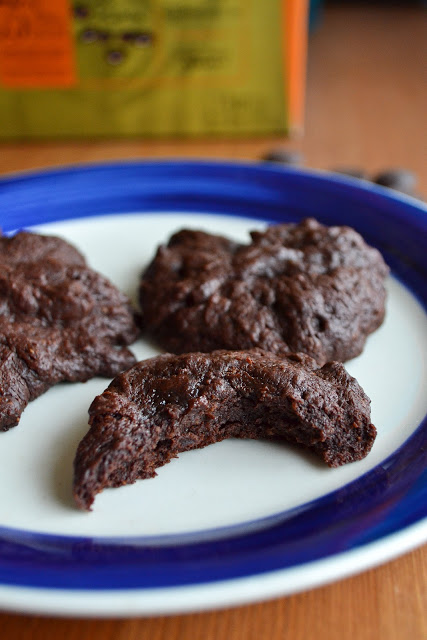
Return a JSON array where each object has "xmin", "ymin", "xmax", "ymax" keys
[
  {"xmin": 262, "ymin": 149, "xmax": 304, "ymax": 166},
  {"xmin": 373, "ymin": 169, "xmax": 417, "ymax": 194}
]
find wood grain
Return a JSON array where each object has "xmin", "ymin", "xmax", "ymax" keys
[
  {"xmin": 0, "ymin": 5, "xmax": 426, "ymax": 640},
  {"xmin": 0, "ymin": 547, "xmax": 426, "ymax": 640}
]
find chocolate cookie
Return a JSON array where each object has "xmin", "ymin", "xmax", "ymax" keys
[
  {"xmin": 73, "ymin": 349, "xmax": 376, "ymax": 510},
  {"xmin": 0, "ymin": 231, "xmax": 140, "ymax": 431},
  {"xmin": 140, "ymin": 218, "xmax": 389, "ymax": 364}
]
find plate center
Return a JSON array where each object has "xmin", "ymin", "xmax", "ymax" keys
[{"xmin": 1, "ymin": 213, "xmax": 426, "ymax": 537}]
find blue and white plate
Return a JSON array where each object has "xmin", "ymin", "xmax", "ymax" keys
[{"xmin": 0, "ymin": 161, "xmax": 426, "ymax": 616}]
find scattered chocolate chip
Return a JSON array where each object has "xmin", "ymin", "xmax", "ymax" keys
[
  {"xmin": 262, "ymin": 148, "xmax": 304, "ymax": 166},
  {"xmin": 373, "ymin": 169, "xmax": 417, "ymax": 194}
]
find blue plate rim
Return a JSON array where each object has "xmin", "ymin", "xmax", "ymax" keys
[{"xmin": 0, "ymin": 159, "xmax": 426, "ymax": 594}]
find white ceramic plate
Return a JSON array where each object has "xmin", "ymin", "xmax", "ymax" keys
[{"xmin": 0, "ymin": 161, "xmax": 426, "ymax": 616}]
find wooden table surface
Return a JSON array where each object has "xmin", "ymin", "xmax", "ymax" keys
[{"xmin": 0, "ymin": 5, "xmax": 426, "ymax": 639}]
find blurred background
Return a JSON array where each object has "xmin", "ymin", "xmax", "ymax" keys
[{"xmin": 0, "ymin": 0, "xmax": 425, "ymax": 194}]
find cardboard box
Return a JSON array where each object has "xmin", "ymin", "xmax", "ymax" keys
[{"xmin": 0, "ymin": 0, "xmax": 308, "ymax": 138}]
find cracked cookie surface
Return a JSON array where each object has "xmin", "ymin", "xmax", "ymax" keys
[
  {"xmin": 73, "ymin": 349, "xmax": 376, "ymax": 510},
  {"xmin": 140, "ymin": 218, "xmax": 389, "ymax": 364},
  {"xmin": 0, "ymin": 231, "xmax": 140, "ymax": 431}
]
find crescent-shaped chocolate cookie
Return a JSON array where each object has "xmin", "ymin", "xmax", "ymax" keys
[
  {"xmin": 0, "ymin": 231, "xmax": 140, "ymax": 431},
  {"xmin": 73, "ymin": 349, "xmax": 376, "ymax": 510},
  {"xmin": 140, "ymin": 218, "xmax": 389, "ymax": 364}
]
